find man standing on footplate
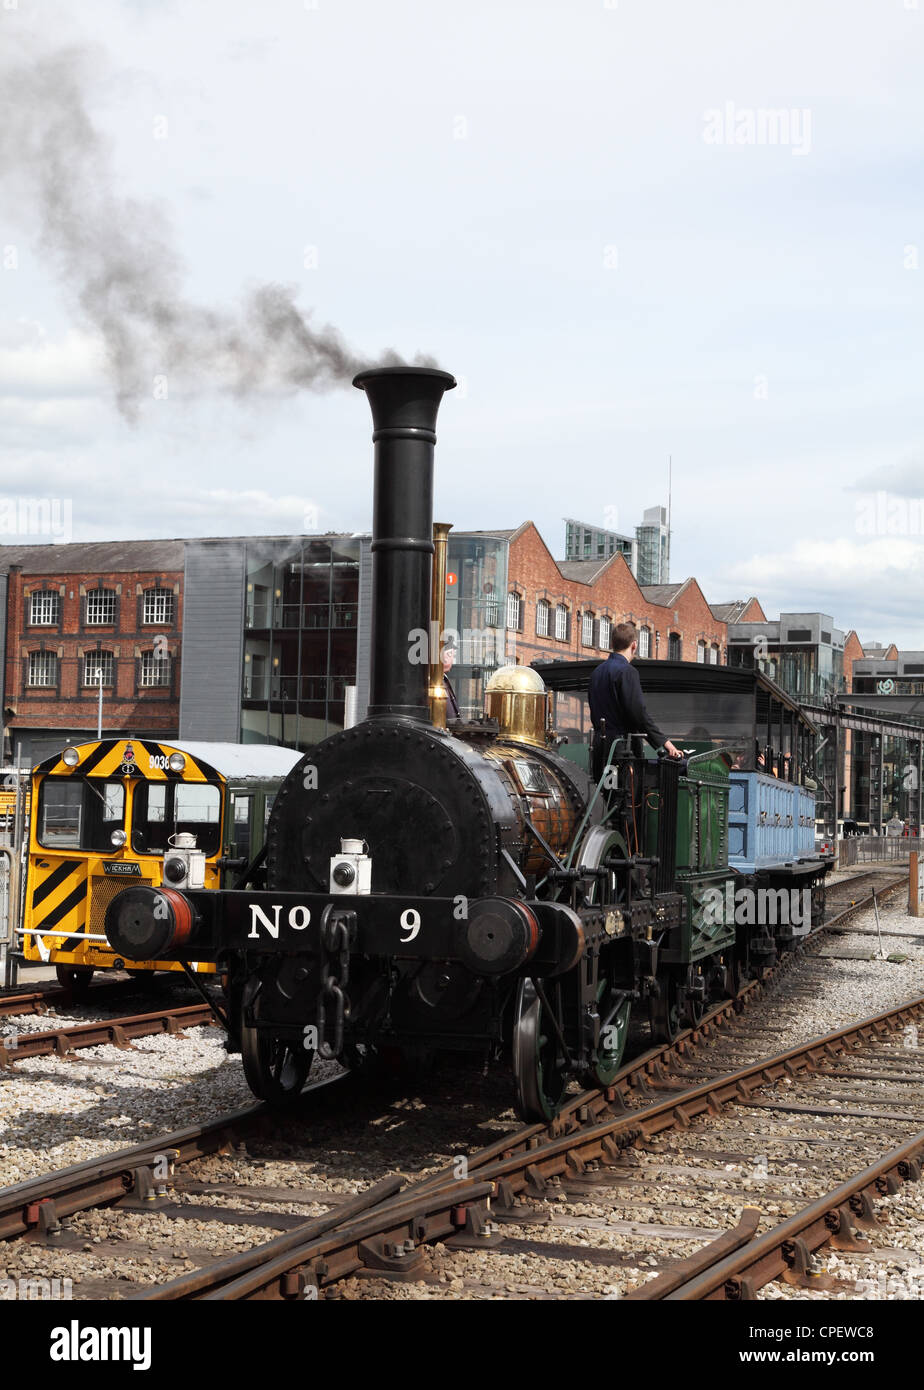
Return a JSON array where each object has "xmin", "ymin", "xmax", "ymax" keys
[{"xmin": 588, "ymin": 621, "xmax": 682, "ymax": 780}]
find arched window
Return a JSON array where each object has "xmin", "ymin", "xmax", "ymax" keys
[
  {"xmin": 638, "ymin": 626, "xmax": 651, "ymax": 659},
  {"xmin": 29, "ymin": 591, "xmax": 60, "ymax": 626},
  {"xmin": 581, "ymin": 612, "xmax": 595, "ymax": 647},
  {"xmin": 554, "ymin": 604, "xmax": 569, "ymax": 641},
  {"xmin": 696, "ymin": 640, "xmax": 707, "ymax": 663},
  {"xmin": 139, "ymin": 649, "xmax": 172, "ymax": 688},
  {"xmin": 536, "ymin": 599, "xmax": 550, "ymax": 638},
  {"xmin": 598, "ymin": 616, "xmax": 611, "ymax": 651},
  {"xmin": 84, "ymin": 651, "xmax": 114, "ymax": 686},
  {"xmin": 506, "ymin": 591, "xmax": 523, "ymax": 632},
  {"xmin": 710, "ymin": 643, "xmax": 720, "ymax": 665},
  {"xmin": 668, "ymin": 632, "xmax": 682, "ymax": 660},
  {"xmin": 143, "ymin": 588, "xmax": 175, "ymax": 625},
  {"xmin": 28, "ymin": 652, "xmax": 57, "ymax": 687},
  {"xmin": 86, "ymin": 588, "xmax": 116, "ymax": 625}
]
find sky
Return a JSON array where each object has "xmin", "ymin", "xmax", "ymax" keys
[{"xmin": 0, "ymin": 0, "xmax": 922, "ymax": 647}]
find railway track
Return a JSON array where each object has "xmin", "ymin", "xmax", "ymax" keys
[
  {"xmin": 0, "ymin": 975, "xmax": 156, "ymax": 1020},
  {"xmin": 124, "ymin": 991, "xmax": 924, "ymax": 1300},
  {"xmin": 0, "ymin": 875, "xmax": 915, "ymax": 1301},
  {"xmin": 633, "ymin": 1128, "xmax": 924, "ymax": 1301},
  {"xmin": 0, "ymin": 1002, "xmax": 216, "ymax": 1069}
]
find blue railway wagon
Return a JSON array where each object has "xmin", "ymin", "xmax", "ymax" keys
[{"xmin": 728, "ymin": 772, "xmax": 817, "ymax": 873}]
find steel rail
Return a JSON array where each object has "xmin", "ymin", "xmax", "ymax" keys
[
  {"xmin": 408, "ymin": 875, "xmax": 910, "ymax": 1199},
  {"xmin": 139, "ymin": 992, "xmax": 924, "ymax": 1301},
  {"xmin": 140, "ymin": 1175, "xmax": 407, "ymax": 1300},
  {"xmin": 0, "ymin": 1075, "xmax": 347, "ymax": 1241},
  {"xmin": 621, "ymin": 1209, "xmax": 762, "ymax": 1300},
  {"xmin": 0, "ymin": 876, "xmax": 909, "ymax": 1296},
  {"xmin": 0, "ymin": 1002, "xmax": 216, "ymax": 1068},
  {"xmin": 660, "ymin": 1128, "xmax": 924, "ymax": 1301},
  {"xmin": 0, "ymin": 976, "xmax": 150, "ymax": 1020}
]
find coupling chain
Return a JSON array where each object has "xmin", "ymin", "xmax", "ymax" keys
[{"xmin": 317, "ymin": 907, "xmax": 352, "ymax": 1060}]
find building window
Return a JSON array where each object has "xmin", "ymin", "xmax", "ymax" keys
[
  {"xmin": 598, "ymin": 616, "xmax": 611, "ymax": 651},
  {"xmin": 86, "ymin": 588, "xmax": 116, "ymax": 625},
  {"xmin": 710, "ymin": 644, "xmax": 720, "ymax": 665},
  {"xmin": 29, "ymin": 592, "xmax": 59, "ymax": 626},
  {"xmin": 697, "ymin": 640, "xmax": 707, "ymax": 663},
  {"xmin": 668, "ymin": 632, "xmax": 682, "ymax": 660},
  {"xmin": 143, "ymin": 588, "xmax": 175, "ymax": 625},
  {"xmin": 554, "ymin": 604, "xmax": 568, "ymax": 642},
  {"xmin": 638, "ymin": 626, "xmax": 651, "ymax": 659},
  {"xmin": 84, "ymin": 651, "xmax": 115, "ymax": 686},
  {"xmin": 140, "ymin": 650, "xmax": 172, "ymax": 687},
  {"xmin": 506, "ymin": 591, "xmax": 523, "ymax": 632},
  {"xmin": 582, "ymin": 612, "xmax": 595, "ymax": 647},
  {"xmin": 28, "ymin": 652, "xmax": 57, "ymax": 687},
  {"xmin": 536, "ymin": 599, "xmax": 550, "ymax": 638},
  {"xmin": 484, "ymin": 585, "xmax": 499, "ymax": 627}
]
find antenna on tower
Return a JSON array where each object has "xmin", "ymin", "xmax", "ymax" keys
[{"xmin": 666, "ymin": 455, "xmax": 672, "ymax": 582}]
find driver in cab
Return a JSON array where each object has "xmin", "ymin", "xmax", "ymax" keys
[{"xmin": 589, "ymin": 621, "xmax": 682, "ymax": 780}]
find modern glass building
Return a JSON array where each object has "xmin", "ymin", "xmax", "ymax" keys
[
  {"xmin": 179, "ymin": 534, "xmax": 367, "ymax": 753},
  {"xmin": 727, "ymin": 614, "xmax": 846, "ymax": 701},
  {"xmin": 563, "ymin": 518, "xmax": 636, "ymax": 572},
  {"xmin": 635, "ymin": 506, "xmax": 670, "ymax": 585},
  {"xmin": 443, "ymin": 531, "xmax": 510, "ymax": 720},
  {"xmin": 241, "ymin": 536, "xmax": 362, "ymax": 748},
  {"xmin": 851, "ymin": 652, "xmax": 924, "ymax": 699}
]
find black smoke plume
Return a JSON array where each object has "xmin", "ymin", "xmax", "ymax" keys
[{"xmin": 0, "ymin": 36, "xmax": 434, "ymax": 420}]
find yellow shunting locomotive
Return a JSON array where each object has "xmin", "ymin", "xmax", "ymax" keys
[{"xmin": 21, "ymin": 738, "xmax": 301, "ymax": 992}]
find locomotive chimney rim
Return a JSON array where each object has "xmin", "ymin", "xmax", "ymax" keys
[
  {"xmin": 353, "ymin": 366, "xmax": 457, "ymax": 440},
  {"xmin": 353, "ymin": 365, "xmax": 456, "ymax": 721}
]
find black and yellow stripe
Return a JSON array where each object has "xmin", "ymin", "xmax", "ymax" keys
[
  {"xmin": 29, "ymin": 859, "xmax": 89, "ymax": 951},
  {"xmin": 36, "ymin": 739, "xmax": 219, "ymax": 783}
]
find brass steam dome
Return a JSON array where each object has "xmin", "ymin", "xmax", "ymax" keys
[{"xmin": 485, "ymin": 665, "xmax": 550, "ymax": 747}]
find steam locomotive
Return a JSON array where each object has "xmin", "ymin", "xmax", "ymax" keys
[{"xmin": 104, "ymin": 367, "xmax": 830, "ymax": 1121}]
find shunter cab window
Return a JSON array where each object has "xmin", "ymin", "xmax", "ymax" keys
[
  {"xmin": 230, "ymin": 794, "xmax": 253, "ymax": 857},
  {"xmin": 132, "ymin": 782, "xmax": 222, "ymax": 856},
  {"xmin": 38, "ymin": 778, "xmax": 125, "ymax": 852}
]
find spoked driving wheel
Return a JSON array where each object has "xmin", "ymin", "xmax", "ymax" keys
[
  {"xmin": 512, "ymin": 977, "xmax": 570, "ymax": 1122},
  {"xmin": 240, "ymin": 993, "xmax": 313, "ymax": 1106},
  {"xmin": 682, "ymin": 964, "xmax": 706, "ymax": 1028},
  {"xmin": 648, "ymin": 969, "xmax": 683, "ymax": 1044},
  {"xmin": 583, "ymin": 985, "xmax": 631, "ymax": 1088}
]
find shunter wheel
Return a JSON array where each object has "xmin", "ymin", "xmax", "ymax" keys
[
  {"xmin": 240, "ymin": 994, "xmax": 313, "ymax": 1106},
  {"xmin": 55, "ymin": 964, "xmax": 94, "ymax": 1000},
  {"xmin": 512, "ymin": 977, "xmax": 569, "ymax": 1122}
]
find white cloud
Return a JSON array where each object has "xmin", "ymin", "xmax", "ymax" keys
[
  {"xmin": 720, "ymin": 536, "xmax": 924, "ymax": 644},
  {"xmin": 0, "ymin": 325, "xmax": 105, "ymax": 398}
]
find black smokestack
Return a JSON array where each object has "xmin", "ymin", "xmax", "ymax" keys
[
  {"xmin": 0, "ymin": 36, "xmax": 435, "ymax": 419},
  {"xmin": 354, "ymin": 367, "xmax": 456, "ymax": 721}
]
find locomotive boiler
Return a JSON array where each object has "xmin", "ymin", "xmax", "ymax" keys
[{"xmin": 104, "ymin": 366, "xmax": 829, "ymax": 1121}]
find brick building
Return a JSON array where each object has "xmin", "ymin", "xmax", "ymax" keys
[
  {"xmin": 447, "ymin": 523, "xmax": 748, "ymax": 736},
  {"xmin": 0, "ymin": 541, "xmax": 184, "ymax": 763}
]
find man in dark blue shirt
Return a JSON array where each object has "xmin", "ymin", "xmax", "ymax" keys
[{"xmin": 588, "ymin": 622, "xmax": 681, "ymax": 778}]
